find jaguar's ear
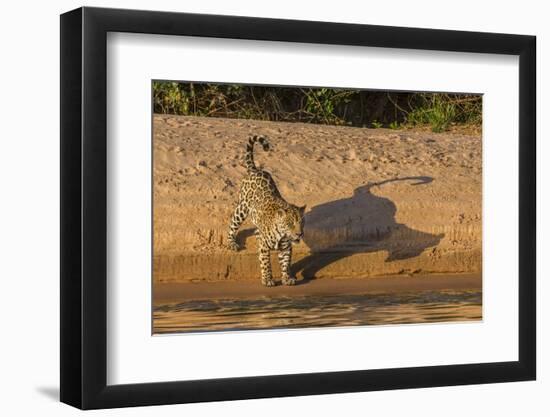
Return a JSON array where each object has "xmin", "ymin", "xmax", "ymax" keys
[{"xmin": 277, "ymin": 208, "xmax": 287, "ymax": 218}]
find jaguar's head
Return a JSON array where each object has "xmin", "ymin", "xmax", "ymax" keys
[{"xmin": 277, "ymin": 204, "xmax": 306, "ymax": 243}]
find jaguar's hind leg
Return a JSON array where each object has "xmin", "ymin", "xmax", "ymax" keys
[
  {"xmin": 227, "ymin": 200, "xmax": 249, "ymax": 251},
  {"xmin": 278, "ymin": 239, "xmax": 296, "ymax": 285},
  {"xmin": 258, "ymin": 238, "xmax": 275, "ymax": 287}
]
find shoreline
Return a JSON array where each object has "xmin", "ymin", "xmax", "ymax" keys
[{"xmin": 153, "ymin": 273, "xmax": 481, "ymax": 305}]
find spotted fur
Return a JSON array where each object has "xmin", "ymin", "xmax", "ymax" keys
[{"xmin": 227, "ymin": 135, "xmax": 306, "ymax": 286}]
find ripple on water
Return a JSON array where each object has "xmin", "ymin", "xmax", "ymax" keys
[{"xmin": 153, "ymin": 290, "xmax": 482, "ymax": 334}]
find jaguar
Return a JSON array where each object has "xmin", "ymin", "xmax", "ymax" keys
[{"xmin": 227, "ymin": 135, "xmax": 306, "ymax": 286}]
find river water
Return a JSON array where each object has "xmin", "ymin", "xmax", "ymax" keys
[{"xmin": 153, "ymin": 289, "xmax": 481, "ymax": 334}]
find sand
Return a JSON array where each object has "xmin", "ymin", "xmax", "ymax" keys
[
  {"xmin": 154, "ymin": 273, "xmax": 481, "ymax": 304},
  {"xmin": 153, "ymin": 114, "xmax": 481, "ymax": 282}
]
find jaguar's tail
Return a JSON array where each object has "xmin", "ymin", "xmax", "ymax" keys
[{"xmin": 245, "ymin": 135, "xmax": 270, "ymax": 172}]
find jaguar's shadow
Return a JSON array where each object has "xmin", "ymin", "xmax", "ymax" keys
[{"xmin": 292, "ymin": 176, "xmax": 444, "ymax": 282}]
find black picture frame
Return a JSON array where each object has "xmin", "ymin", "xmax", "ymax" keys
[{"xmin": 60, "ymin": 6, "xmax": 536, "ymax": 410}]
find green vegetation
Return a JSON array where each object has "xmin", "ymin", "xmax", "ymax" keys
[
  {"xmin": 153, "ymin": 81, "xmax": 481, "ymax": 132},
  {"xmin": 405, "ymin": 93, "xmax": 482, "ymax": 133},
  {"xmin": 389, "ymin": 121, "xmax": 400, "ymax": 130}
]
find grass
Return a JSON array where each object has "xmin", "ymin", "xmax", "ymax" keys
[{"xmin": 405, "ymin": 94, "xmax": 481, "ymax": 133}]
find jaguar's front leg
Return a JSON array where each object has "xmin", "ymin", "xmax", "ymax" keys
[
  {"xmin": 258, "ymin": 239, "xmax": 275, "ymax": 287},
  {"xmin": 278, "ymin": 239, "xmax": 296, "ymax": 286}
]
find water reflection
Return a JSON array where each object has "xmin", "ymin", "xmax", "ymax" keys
[{"xmin": 153, "ymin": 290, "xmax": 482, "ymax": 334}]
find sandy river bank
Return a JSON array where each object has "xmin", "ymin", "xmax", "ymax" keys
[{"xmin": 153, "ymin": 115, "xmax": 481, "ymax": 282}]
